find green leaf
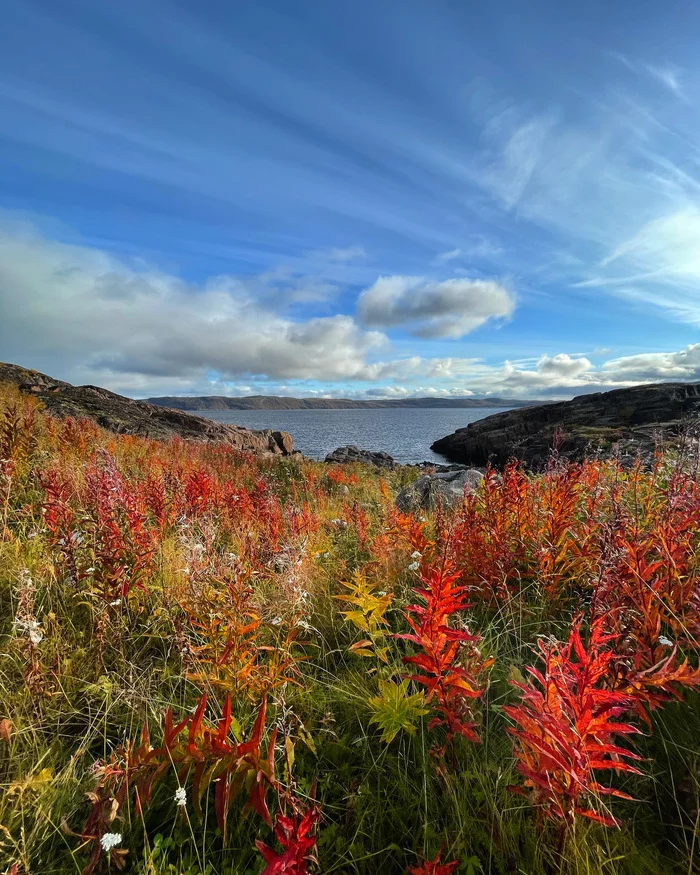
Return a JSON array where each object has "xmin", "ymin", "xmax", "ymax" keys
[{"xmin": 368, "ymin": 679, "xmax": 428, "ymax": 743}]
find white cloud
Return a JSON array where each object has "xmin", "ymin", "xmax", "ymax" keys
[
  {"xmin": 0, "ymin": 222, "xmax": 386, "ymax": 388},
  {"xmin": 356, "ymin": 275, "xmax": 515, "ymax": 338},
  {"xmin": 601, "ymin": 343, "xmax": 700, "ymax": 381},
  {"xmin": 645, "ymin": 64, "xmax": 684, "ymax": 97},
  {"xmin": 484, "ymin": 115, "xmax": 555, "ymax": 211},
  {"xmin": 436, "ymin": 248, "xmax": 462, "ymax": 262},
  {"xmin": 308, "ymin": 245, "xmax": 367, "ymax": 263}
]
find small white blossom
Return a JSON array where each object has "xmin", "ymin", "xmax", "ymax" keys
[
  {"xmin": 174, "ymin": 786, "xmax": 187, "ymax": 806},
  {"xmin": 15, "ymin": 618, "xmax": 43, "ymax": 645},
  {"xmin": 407, "ymin": 562, "xmax": 420, "ymax": 572},
  {"xmin": 658, "ymin": 635, "xmax": 674, "ymax": 647},
  {"xmin": 100, "ymin": 832, "xmax": 122, "ymax": 852},
  {"xmin": 411, "ymin": 551, "xmax": 422, "ymax": 559},
  {"xmin": 109, "ymin": 599, "xmax": 121, "ymax": 607},
  {"xmin": 271, "ymin": 616, "xmax": 283, "ymax": 626}
]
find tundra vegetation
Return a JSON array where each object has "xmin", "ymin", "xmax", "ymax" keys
[{"xmin": 1, "ymin": 381, "xmax": 699, "ymax": 875}]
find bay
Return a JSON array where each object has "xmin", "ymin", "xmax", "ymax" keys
[{"xmin": 197, "ymin": 407, "xmax": 511, "ymax": 464}]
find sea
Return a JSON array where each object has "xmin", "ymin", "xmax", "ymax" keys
[{"xmin": 197, "ymin": 407, "xmax": 511, "ymax": 465}]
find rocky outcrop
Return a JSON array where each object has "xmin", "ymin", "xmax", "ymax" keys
[
  {"xmin": 431, "ymin": 382, "xmax": 700, "ymax": 468},
  {"xmin": 325, "ymin": 445, "xmax": 397, "ymax": 469},
  {"xmin": 0, "ymin": 363, "xmax": 294, "ymax": 456},
  {"xmin": 395, "ymin": 468, "xmax": 484, "ymax": 513}
]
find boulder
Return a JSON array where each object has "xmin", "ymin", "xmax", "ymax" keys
[
  {"xmin": 395, "ymin": 468, "xmax": 483, "ymax": 513},
  {"xmin": 325, "ymin": 445, "xmax": 397, "ymax": 469},
  {"xmin": 431, "ymin": 382, "xmax": 700, "ymax": 469}
]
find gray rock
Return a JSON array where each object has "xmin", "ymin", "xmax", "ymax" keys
[
  {"xmin": 395, "ymin": 468, "xmax": 484, "ymax": 513},
  {"xmin": 325, "ymin": 445, "xmax": 397, "ymax": 469}
]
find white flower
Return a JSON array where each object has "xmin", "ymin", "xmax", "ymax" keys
[
  {"xmin": 174, "ymin": 786, "xmax": 187, "ymax": 807},
  {"xmin": 411, "ymin": 551, "xmax": 422, "ymax": 559},
  {"xmin": 658, "ymin": 635, "xmax": 674, "ymax": 647},
  {"xmin": 109, "ymin": 599, "xmax": 121, "ymax": 607},
  {"xmin": 407, "ymin": 562, "xmax": 420, "ymax": 572},
  {"xmin": 100, "ymin": 832, "xmax": 122, "ymax": 852}
]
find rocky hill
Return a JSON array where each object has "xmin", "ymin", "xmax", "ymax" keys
[
  {"xmin": 431, "ymin": 381, "xmax": 700, "ymax": 468},
  {"xmin": 0, "ymin": 363, "xmax": 294, "ymax": 456}
]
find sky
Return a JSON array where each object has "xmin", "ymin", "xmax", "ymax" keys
[{"xmin": 1, "ymin": 0, "xmax": 700, "ymax": 400}]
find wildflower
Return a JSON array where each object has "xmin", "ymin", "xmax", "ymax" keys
[
  {"xmin": 411, "ymin": 550, "xmax": 422, "ymax": 559},
  {"xmin": 109, "ymin": 599, "xmax": 121, "ymax": 607},
  {"xmin": 658, "ymin": 635, "xmax": 674, "ymax": 647},
  {"xmin": 407, "ymin": 561, "xmax": 420, "ymax": 571},
  {"xmin": 15, "ymin": 618, "xmax": 43, "ymax": 645},
  {"xmin": 174, "ymin": 786, "xmax": 187, "ymax": 806},
  {"xmin": 100, "ymin": 832, "xmax": 122, "ymax": 853},
  {"xmin": 28, "ymin": 623, "xmax": 43, "ymax": 646}
]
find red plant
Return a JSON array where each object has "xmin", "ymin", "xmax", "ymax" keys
[
  {"xmin": 408, "ymin": 849, "xmax": 459, "ymax": 874},
  {"xmin": 79, "ymin": 693, "xmax": 277, "ymax": 869},
  {"xmin": 397, "ymin": 551, "xmax": 492, "ymax": 744},
  {"xmin": 504, "ymin": 617, "xmax": 643, "ymax": 827},
  {"xmin": 255, "ymin": 791, "xmax": 321, "ymax": 875},
  {"xmin": 80, "ymin": 453, "xmax": 158, "ymax": 598}
]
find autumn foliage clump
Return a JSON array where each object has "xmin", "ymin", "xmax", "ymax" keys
[{"xmin": 2, "ymin": 379, "xmax": 700, "ymax": 875}]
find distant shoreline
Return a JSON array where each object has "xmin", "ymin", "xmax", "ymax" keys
[{"xmin": 144, "ymin": 394, "xmax": 543, "ymax": 411}]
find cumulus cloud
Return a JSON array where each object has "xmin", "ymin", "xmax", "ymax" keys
[
  {"xmin": 0, "ymin": 223, "xmax": 386, "ymax": 388},
  {"xmin": 601, "ymin": 344, "xmax": 700, "ymax": 382},
  {"xmin": 356, "ymin": 275, "xmax": 515, "ymax": 338}
]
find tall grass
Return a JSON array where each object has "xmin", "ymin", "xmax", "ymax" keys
[{"xmin": 1, "ymin": 382, "xmax": 699, "ymax": 874}]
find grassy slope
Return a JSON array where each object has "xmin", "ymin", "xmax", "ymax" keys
[{"xmin": 0, "ymin": 382, "xmax": 699, "ymax": 875}]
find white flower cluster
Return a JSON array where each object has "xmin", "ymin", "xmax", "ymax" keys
[
  {"xmin": 174, "ymin": 786, "xmax": 187, "ymax": 806},
  {"xmin": 407, "ymin": 562, "xmax": 420, "ymax": 572},
  {"xmin": 100, "ymin": 832, "xmax": 122, "ymax": 852},
  {"xmin": 411, "ymin": 551, "xmax": 422, "ymax": 559}
]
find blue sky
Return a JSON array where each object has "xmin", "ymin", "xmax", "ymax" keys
[{"xmin": 1, "ymin": 0, "xmax": 699, "ymax": 398}]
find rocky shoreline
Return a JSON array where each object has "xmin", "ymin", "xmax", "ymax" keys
[
  {"xmin": 0, "ymin": 363, "xmax": 295, "ymax": 457},
  {"xmin": 431, "ymin": 381, "xmax": 700, "ymax": 468}
]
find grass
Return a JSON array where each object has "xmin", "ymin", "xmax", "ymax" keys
[{"xmin": 1, "ymin": 381, "xmax": 699, "ymax": 874}]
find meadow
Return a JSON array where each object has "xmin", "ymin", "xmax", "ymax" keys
[{"xmin": 1, "ymin": 381, "xmax": 699, "ymax": 875}]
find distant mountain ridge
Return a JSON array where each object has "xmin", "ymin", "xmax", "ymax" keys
[{"xmin": 144, "ymin": 394, "xmax": 540, "ymax": 411}]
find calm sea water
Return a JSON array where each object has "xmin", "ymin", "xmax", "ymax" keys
[{"xmin": 198, "ymin": 407, "xmax": 511, "ymax": 465}]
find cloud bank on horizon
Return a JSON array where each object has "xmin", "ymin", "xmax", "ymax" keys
[{"xmin": 1, "ymin": 0, "xmax": 700, "ymax": 399}]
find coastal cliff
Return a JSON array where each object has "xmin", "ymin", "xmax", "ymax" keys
[{"xmin": 431, "ymin": 381, "xmax": 700, "ymax": 467}]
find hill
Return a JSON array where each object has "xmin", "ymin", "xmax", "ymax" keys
[
  {"xmin": 144, "ymin": 394, "xmax": 538, "ymax": 410},
  {"xmin": 432, "ymin": 380, "xmax": 700, "ymax": 467},
  {"xmin": 0, "ymin": 362, "xmax": 294, "ymax": 455}
]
